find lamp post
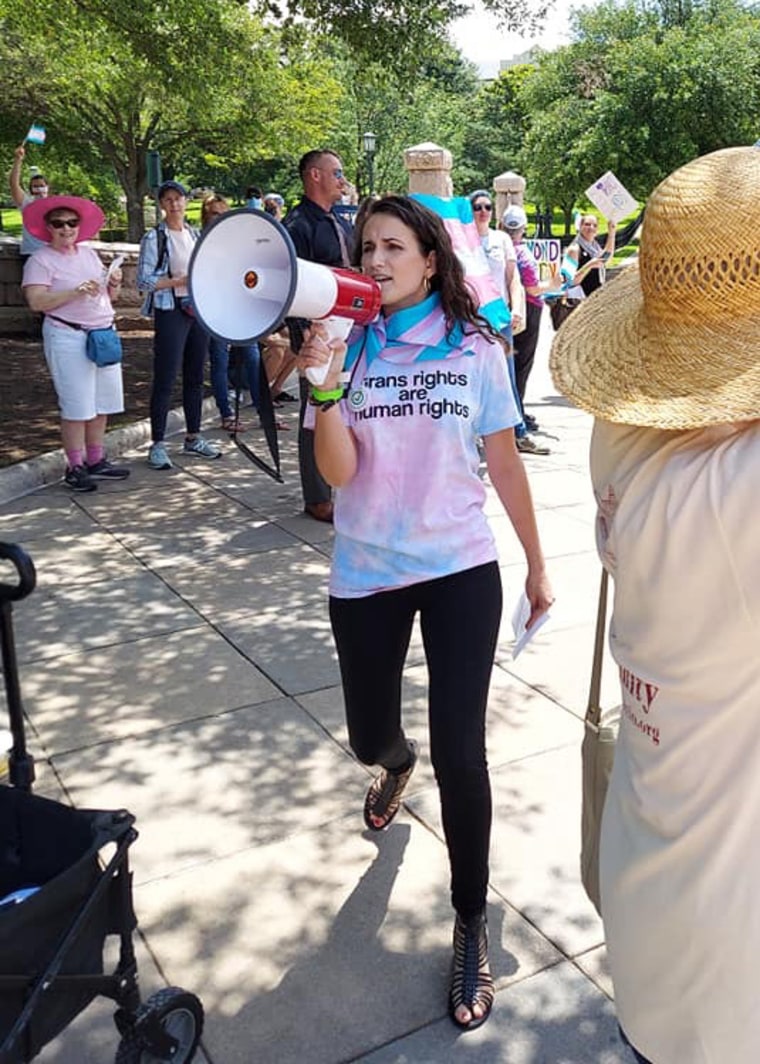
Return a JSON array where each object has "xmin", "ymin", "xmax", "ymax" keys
[{"xmin": 362, "ymin": 131, "xmax": 377, "ymax": 197}]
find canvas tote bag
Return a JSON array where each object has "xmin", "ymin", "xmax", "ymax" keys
[{"xmin": 581, "ymin": 568, "xmax": 619, "ymax": 916}]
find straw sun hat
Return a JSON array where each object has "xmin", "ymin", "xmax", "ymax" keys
[{"xmin": 550, "ymin": 145, "xmax": 760, "ymax": 429}]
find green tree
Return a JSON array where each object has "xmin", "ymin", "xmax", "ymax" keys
[
  {"xmin": 274, "ymin": 0, "xmax": 554, "ymax": 72},
  {"xmin": 0, "ymin": 0, "xmax": 342, "ymax": 238},
  {"xmin": 316, "ymin": 36, "xmax": 481, "ymax": 197},
  {"xmin": 517, "ymin": 0, "xmax": 760, "ymax": 222},
  {"xmin": 456, "ymin": 63, "xmax": 536, "ymax": 193}
]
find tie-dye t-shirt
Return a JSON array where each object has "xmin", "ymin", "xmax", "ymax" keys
[{"xmin": 329, "ymin": 323, "xmax": 519, "ymax": 598}]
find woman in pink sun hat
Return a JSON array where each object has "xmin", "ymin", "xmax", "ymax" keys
[{"xmin": 21, "ymin": 195, "xmax": 129, "ymax": 492}]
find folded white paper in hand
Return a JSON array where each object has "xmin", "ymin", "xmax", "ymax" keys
[
  {"xmin": 511, "ymin": 592, "xmax": 550, "ymax": 659},
  {"xmin": 105, "ymin": 255, "xmax": 125, "ymax": 283}
]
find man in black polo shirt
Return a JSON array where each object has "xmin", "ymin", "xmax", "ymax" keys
[{"xmin": 285, "ymin": 148, "xmax": 351, "ymax": 523}]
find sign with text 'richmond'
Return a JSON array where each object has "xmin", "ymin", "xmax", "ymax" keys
[{"xmin": 526, "ymin": 239, "xmax": 561, "ymax": 281}]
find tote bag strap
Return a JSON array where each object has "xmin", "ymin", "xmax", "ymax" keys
[{"xmin": 586, "ymin": 568, "xmax": 609, "ymax": 728}]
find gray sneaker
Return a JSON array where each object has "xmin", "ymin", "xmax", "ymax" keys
[
  {"xmin": 516, "ymin": 436, "xmax": 551, "ymax": 456},
  {"xmin": 148, "ymin": 442, "xmax": 173, "ymax": 470},
  {"xmin": 183, "ymin": 436, "xmax": 222, "ymax": 459},
  {"xmin": 86, "ymin": 457, "xmax": 130, "ymax": 480}
]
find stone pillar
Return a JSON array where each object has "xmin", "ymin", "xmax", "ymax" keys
[
  {"xmin": 0, "ymin": 240, "xmax": 40, "ymax": 336},
  {"xmin": 493, "ymin": 170, "xmax": 526, "ymax": 225},
  {"xmin": 404, "ymin": 142, "xmax": 453, "ymax": 198}
]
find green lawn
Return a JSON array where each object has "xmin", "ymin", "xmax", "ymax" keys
[
  {"xmin": 0, "ymin": 205, "xmax": 22, "ymax": 237},
  {"xmin": 1, "ymin": 197, "xmax": 640, "ymax": 265}
]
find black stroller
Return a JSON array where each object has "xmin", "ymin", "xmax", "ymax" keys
[{"xmin": 0, "ymin": 543, "xmax": 204, "ymax": 1063}]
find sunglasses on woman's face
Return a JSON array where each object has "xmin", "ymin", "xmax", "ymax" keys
[
  {"xmin": 473, "ymin": 203, "xmax": 492, "ymax": 213},
  {"xmin": 48, "ymin": 217, "xmax": 80, "ymax": 229}
]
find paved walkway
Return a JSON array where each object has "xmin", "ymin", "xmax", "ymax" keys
[{"xmin": 0, "ymin": 322, "xmax": 629, "ymax": 1063}]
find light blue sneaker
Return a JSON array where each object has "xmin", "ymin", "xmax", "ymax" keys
[
  {"xmin": 148, "ymin": 442, "xmax": 173, "ymax": 470},
  {"xmin": 183, "ymin": 436, "xmax": 222, "ymax": 459}
]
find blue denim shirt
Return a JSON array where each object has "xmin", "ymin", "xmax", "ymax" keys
[{"xmin": 136, "ymin": 221, "xmax": 199, "ymax": 315}]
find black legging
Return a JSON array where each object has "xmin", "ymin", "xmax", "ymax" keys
[
  {"xmin": 149, "ymin": 306, "xmax": 208, "ymax": 443},
  {"xmin": 512, "ymin": 300, "xmax": 542, "ymax": 404},
  {"xmin": 329, "ymin": 562, "xmax": 502, "ymax": 918}
]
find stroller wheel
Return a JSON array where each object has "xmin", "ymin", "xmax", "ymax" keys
[{"xmin": 115, "ymin": 986, "xmax": 204, "ymax": 1063}]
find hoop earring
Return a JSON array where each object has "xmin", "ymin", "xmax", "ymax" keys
[{"xmin": 424, "ymin": 275, "xmax": 431, "ymax": 295}]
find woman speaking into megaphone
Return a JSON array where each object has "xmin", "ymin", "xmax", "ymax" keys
[{"xmin": 297, "ymin": 195, "xmax": 554, "ymax": 1034}]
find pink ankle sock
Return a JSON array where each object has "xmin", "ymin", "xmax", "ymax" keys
[
  {"xmin": 86, "ymin": 444, "xmax": 105, "ymax": 466},
  {"xmin": 66, "ymin": 449, "xmax": 85, "ymax": 470}
]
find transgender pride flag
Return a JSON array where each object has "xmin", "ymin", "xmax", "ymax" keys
[
  {"xmin": 411, "ymin": 193, "xmax": 511, "ymax": 333},
  {"xmin": 25, "ymin": 124, "xmax": 46, "ymax": 145}
]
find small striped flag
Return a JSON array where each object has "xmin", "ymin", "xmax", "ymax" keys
[{"xmin": 25, "ymin": 124, "xmax": 46, "ymax": 145}]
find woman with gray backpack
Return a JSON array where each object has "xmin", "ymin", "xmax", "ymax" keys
[{"xmin": 137, "ymin": 180, "xmax": 221, "ymax": 470}]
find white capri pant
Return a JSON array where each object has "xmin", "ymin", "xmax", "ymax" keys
[{"xmin": 42, "ymin": 319, "xmax": 124, "ymax": 421}]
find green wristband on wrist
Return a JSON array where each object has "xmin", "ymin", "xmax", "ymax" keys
[{"xmin": 310, "ymin": 386, "xmax": 344, "ymax": 402}]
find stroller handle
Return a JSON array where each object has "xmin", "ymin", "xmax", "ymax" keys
[{"xmin": 0, "ymin": 543, "xmax": 36, "ymax": 603}]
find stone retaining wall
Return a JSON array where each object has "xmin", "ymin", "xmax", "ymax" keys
[{"xmin": 0, "ymin": 238, "xmax": 142, "ymax": 337}]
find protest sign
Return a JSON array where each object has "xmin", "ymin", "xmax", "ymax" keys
[
  {"xmin": 526, "ymin": 238, "xmax": 562, "ymax": 282},
  {"xmin": 585, "ymin": 171, "xmax": 637, "ymax": 224}
]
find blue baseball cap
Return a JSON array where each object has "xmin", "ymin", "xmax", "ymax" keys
[{"xmin": 157, "ymin": 180, "xmax": 188, "ymax": 199}]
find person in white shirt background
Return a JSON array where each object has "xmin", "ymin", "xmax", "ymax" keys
[
  {"xmin": 469, "ymin": 189, "xmax": 549, "ymax": 456},
  {"xmin": 136, "ymin": 180, "xmax": 221, "ymax": 470}
]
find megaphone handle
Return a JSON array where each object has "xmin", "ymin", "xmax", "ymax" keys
[{"xmin": 304, "ymin": 316, "xmax": 352, "ymax": 387}]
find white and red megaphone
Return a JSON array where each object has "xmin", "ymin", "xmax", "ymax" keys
[{"xmin": 188, "ymin": 209, "xmax": 381, "ymax": 385}]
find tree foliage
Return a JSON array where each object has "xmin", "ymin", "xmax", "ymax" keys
[
  {"xmin": 517, "ymin": 0, "xmax": 760, "ymax": 220},
  {"xmin": 271, "ymin": 0, "xmax": 554, "ymax": 72},
  {"xmin": 0, "ymin": 0, "xmax": 343, "ymax": 237},
  {"xmin": 3, "ymin": 0, "xmax": 757, "ymax": 243},
  {"xmin": 456, "ymin": 64, "xmax": 536, "ymax": 193}
]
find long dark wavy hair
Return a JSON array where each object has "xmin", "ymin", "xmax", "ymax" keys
[{"xmin": 351, "ymin": 195, "xmax": 502, "ymax": 345}]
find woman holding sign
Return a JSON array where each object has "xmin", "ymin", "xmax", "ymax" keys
[
  {"xmin": 561, "ymin": 215, "xmax": 617, "ymax": 300},
  {"xmin": 297, "ymin": 195, "xmax": 553, "ymax": 1033}
]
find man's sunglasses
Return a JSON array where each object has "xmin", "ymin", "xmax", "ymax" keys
[
  {"xmin": 48, "ymin": 218, "xmax": 80, "ymax": 229},
  {"xmin": 473, "ymin": 203, "xmax": 492, "ymax": 212}
]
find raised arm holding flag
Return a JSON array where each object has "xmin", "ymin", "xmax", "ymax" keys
[{"xmin": 9, "ymin": 143, "xmax": 50, "ymax": 259}]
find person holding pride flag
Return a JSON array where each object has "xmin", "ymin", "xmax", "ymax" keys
[{"xmin": 9, "ymin": 136, "xmax": 50, "ymax": 259}]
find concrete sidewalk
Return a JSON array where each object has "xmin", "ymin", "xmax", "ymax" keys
[{"xmin": 0, "ymin": 323, "xmax": 629, "ymax": 1063}]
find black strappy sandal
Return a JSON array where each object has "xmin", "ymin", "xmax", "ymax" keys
[
  {"xmin": 448, "ymin": 911, "xmax": 495, "ymax": 1032},
  {"xmin": 363, "ymin": 741, "xmax": 418, "ymax": 831}
]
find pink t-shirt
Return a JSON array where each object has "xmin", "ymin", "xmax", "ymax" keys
[
  {"xmin": 23, "ymin": 244, "xmax": 113, "ymax": 329},
  {"xmin": 514, "ymin": 243, "xmax": 543, "ymax": 307}
]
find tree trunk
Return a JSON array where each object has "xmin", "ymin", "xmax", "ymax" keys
[
  {"xmin": 126, "ymin": 187, "xmax": 147, "ymax": 243},
  {"xmin": 563, "ymin": 205, "xmax": 575, "ymax": 236},
  {"xmin": 113, "ymin": 145, "xmax": 150, "ymax": 242}
]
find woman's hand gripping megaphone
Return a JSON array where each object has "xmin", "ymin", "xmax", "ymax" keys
[{"xmin": 298, "ymin": 322, "xmax": 348, "ymax": 391}]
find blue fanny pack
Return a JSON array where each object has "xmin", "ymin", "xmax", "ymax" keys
[
  {"xmin": 86, "ymin": 326, "xmax": 123, "ymax": 366},
  {"xmin": 46, "ymin": 315, "xmax": 123, "ymax": 366}
]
